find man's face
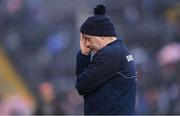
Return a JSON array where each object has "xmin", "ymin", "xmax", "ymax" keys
[{"xmin": 82, "ymin": 34, "xmax": 103, "ymax": 53}]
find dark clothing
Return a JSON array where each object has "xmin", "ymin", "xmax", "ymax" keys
[{"xmin": 76, "ymin": 39, "xmax": 137, "ymax": 115}]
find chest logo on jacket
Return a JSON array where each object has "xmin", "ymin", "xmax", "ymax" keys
[{"xmin": 126, "ymin": 55, "xmax": 134, "ymax": 62}]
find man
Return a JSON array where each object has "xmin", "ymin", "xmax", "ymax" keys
[{"xmin": 75, "ymin": 4, "xmax": 137, "ymax": 115}]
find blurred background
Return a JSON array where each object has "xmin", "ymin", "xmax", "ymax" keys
[{"xmin": 0, "ymin": 0, "xmax": 180, "ymax": 115}]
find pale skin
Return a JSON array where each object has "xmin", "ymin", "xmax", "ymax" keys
[{"xmin": 80, "ymin": 33, "xmax": 117, "ymax": 55}]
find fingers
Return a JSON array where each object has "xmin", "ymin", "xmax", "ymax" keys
[
  {"xmin": 80, "ymin": 33, "xmax": 86, "ymax": 45},
  {"xmin": 80, "ymin": 33, "xmax": 91, "ymax": 55},
  {"xmin": 80, "ymin": 33, "xmax": 88, "ymax": 47}
]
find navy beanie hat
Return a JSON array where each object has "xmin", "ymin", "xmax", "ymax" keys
[{"xmin": 80, "ymin": 5, "xmax": 117, "ymax": 37}]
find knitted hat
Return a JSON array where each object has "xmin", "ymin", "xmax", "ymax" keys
[{"xmin": 80, "ymin": 4, "xmax": 117, "ymax": 37}]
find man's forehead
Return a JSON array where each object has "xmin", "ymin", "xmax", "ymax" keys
[{"xmin": 83, "ymin": 34, "xmax": 91, "ymax": 38}]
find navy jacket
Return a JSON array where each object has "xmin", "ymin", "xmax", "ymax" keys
[{"xmin": 75, "ymin": 39, "xmax": 137, "ymax": 115}]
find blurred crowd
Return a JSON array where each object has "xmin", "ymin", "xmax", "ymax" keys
[{"xmin": 0, "ymin": 0, "xmax": 180, "ymax": 115}]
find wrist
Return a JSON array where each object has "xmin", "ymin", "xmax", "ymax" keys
[{"xmin": 81, "ymin": 51, "xmax": 90, "ymax": 55}]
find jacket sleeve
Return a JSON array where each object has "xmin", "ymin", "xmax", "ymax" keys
[
  {"xmin": 75, "ymin": 50, "xmax": 118, "ymax": 96},
  {"xmin": 76, "ymin": 51, "xmax": 91, "ymax": 76}
]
